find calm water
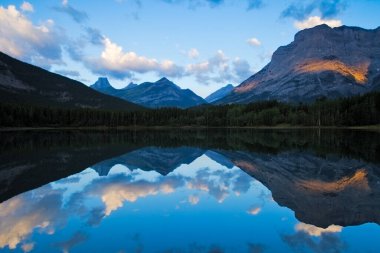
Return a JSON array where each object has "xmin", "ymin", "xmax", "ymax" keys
[{"xmin": 0, "ymin": 129, "xmax": 380, "ymax": 253}]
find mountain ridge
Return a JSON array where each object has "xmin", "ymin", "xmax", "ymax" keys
[
  {"xmin": 217, "ymin": 25, "xmax": 380, "ymax": 104},
  {"xmin": 91, "ymin": 77, "xmax": 206, "ymax": 108},
  {"xmin": 0, "ymin": 52, "xmax": 142, "ymax": 111}
]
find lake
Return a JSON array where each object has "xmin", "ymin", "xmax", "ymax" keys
[{"xmin": 0, "ymin": 129, "xmax": 380, "ymax": 253}]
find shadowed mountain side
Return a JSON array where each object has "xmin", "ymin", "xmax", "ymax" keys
[
  {"xmin": 218, "ymin": 149, "xmax": 380, "ymax": 228},
  {"xmin": 218, "ymin": 25, "xmax": 380, "ymax": 104},
  {"xmin": 91, "ymin": 77, "xmax": 206, "ymax": 108},
  {"xmin": 0, "ymin": 52, "xmax": 142, "ymax": 111},
  {"xmin": 0, "ymin": 131, "xmax": 150, "ymax": 203}
]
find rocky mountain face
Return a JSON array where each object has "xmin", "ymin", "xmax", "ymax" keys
[
  {"xmin": 218, "ymin": 25, "xmax": 380, "ymax": 104},
  {"xmin": 219, "ymin": 149, "xmax": 380, "ymax": 228},
  {"xmin": 205, "ymin": 84, "xmax": 234, "ymax": 103},
  {"xmin": 90, "ymin": 77, "xmax": 118, "ymax": 95},
  {"xmin": 0, "ymin": 52, "xmax": 142, "ymax": 111},
  {"xmin": 91, "ymin": 77, "xmax": 206, "ymax": 108}
]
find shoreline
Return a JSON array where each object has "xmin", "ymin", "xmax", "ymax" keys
[{"xmin": 1, "ymin": 125, "xmax": 379, "ymax": 132}]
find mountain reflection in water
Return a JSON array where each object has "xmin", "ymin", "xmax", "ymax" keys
[{"xmin": 0, "ymin": 129, "xmax": 379, "ymax": 253}]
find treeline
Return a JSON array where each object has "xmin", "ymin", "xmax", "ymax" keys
[{"xmin": 0, "ymin": 92, "xmax": 379, "ymax": 127}]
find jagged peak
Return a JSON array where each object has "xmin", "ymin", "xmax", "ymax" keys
[
  {"xmin": 91, "ymin": 77, "xmax": 114, "ymax": 89},
  {"xmin": 295, "ymin": 24, "xmax": 378, "ymax": 42},
  {"xmin": 156, "ymin": 77, "xmax": 170, "ymax": 83},
  {"xmin": 154, "ymin": 77, "xmax": 182, "ymax": 89}
]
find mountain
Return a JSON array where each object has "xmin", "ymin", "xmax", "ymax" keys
[
  {"xmin": 90, "ymin": 77, "xmax": 118, "ymax": 96},
  {"xmin": 92, "ymin": 147, "xmax": 205, "ymax": 176},
  {"xmin": 218, "ymin": 25, "xmax": 380, "ymax": 104},
  {"xmin": 205, "ymin": 84, "xmax": 234, "ymax": 103},
  {"xmin": 123, "ymin": 82, "xmax": 138, "ymax": 90},
  {"xmin": 218, "ymin": 149, "xmax": 380, "ymax": 227},
  {"xmin": 0, "ymin": 52, "xmax": 142, "ymax": 111},
  {"xmin": 91, "ymin": 77, "xmax": 206, "ymax": 108}
]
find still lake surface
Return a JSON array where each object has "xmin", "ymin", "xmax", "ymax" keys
[{"xmin": 0, "ymin": 129, "xmax": 380, "ymax": 253}]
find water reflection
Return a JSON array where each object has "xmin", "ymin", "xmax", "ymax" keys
[{"xmin": 0, "ymin": 129, "xmax": 379, "ymax": 252}]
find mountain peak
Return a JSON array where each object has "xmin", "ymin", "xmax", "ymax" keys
[
  {"xmin": 156, "ymin": 77, "xmax": 170, "ymax": 83},
  {"xmin": 218, "ymin": 25, "xmax": 380, "ymax": 104},
  {"xmin": 91, "ymin": 77, "xmax": 113, "ymax": 89}
]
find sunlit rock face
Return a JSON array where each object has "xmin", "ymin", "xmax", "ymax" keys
[
  {"xmin": 218, "ymin": 25, "xmax": 380, "ymax": 104},
  {"xmin": 219, "ymin": 150, "xmax": 380, "ymax": 228}
]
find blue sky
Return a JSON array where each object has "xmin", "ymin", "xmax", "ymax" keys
[{"xmin": 0, "ymin": 0, "xmax": 379, "ymax": 97}]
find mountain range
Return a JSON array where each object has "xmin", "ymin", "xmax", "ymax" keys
[
  {"xmin": 0, "ymin": 52, "xmax": 142, "ymax": 111},
  {"xmin": 217, "ymin": 25, "xmax": 380, "ymax": 104},
  {"xmin": 91, "ymin": 77, "xmax": 206, "ymax": 108},
  {"xmin": 1, "ymin": 25, "xmax": 380, "ymax": 110}
]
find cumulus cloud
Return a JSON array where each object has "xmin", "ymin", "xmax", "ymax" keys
[
  {"xmin": 0, "ymin": 188, "xmax": 65, "ymax": 250},
  {"xmin": 247, "ymin": 37, "xmax": 261, "ymax": 47},
  {"xmin": 187, "ymin": 168, "xmax": 236, "ymax": 203},
  {"xmin": 84, "ymin": 174, "xmax": 185, "ymax": 216},
  {"xmin": 294, "ymin": 16, "xmax": 342, "ymax": 30},
  {"xmin": 20, "ymin": 2, "xmax": 33, "ymax": 12},
  {"xmin": 247, "ymin": 207, "xmax": 261, "ymax": 215},
  {"xmin": 21, "ymin": 243, "xmax": 34, "ymax": 252},
  {"xmin": 282, "ymin": 230, "xmax": 347, "ymax": 253},
  {"xmin": 295, "ymin": 223, "xmax": 342, "ymax": 237},
  {"xmin": 281, "ymin": 0, "xmax": 347, "ymax": 20},
  {"xmin": 0, "ymin": 5, "xmax": 63, "ymax": 67},
  {"xmin": 188, "ymin": 48, "xmax": 200, "ymax": 59},
  {"xmin": 185, "ymin": 50, "xmax": 251, "ymax": 85},
  {"xmin": 85, "ymin": 37, "xmax": 184, "ymax": 79}
]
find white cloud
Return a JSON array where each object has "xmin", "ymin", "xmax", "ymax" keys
[
  {"xmin": 247, "ymin": 37, "xmax": 261, "ymax": 47},
  {"xmin": 188, "ymin": 48, "xmax": 200, "ymax": 59},
  {"xmin": 247, "ymin": 207, "xmax": 261, "ymax": 215},
  {"xmin": 86, "ymin": 37, "xmax": 184, "ymax": 79},
  {"xmin": 185, "ymin": 50, "xmax": 252, "ymax": 85},
  {"xmin": 295, "ymin": 223, "xmax": 343, "ymax": 237},
  {"xmin": 20, "ymin": 2, "xmax": 33, "ymax": 12},
  {"xmin": 62, "ymin": 0, "xmax": 69, "ymax": 6},
  {"xmin": 0, "ymin": 5, "xmax": 62, "ymax": 66},
  {"xmin": 21, "ymin": 243, "xmax": 34, "ymax": 252},
  {"xmin": 0, "ymin": 189, "xmax": 63, "ymax": 250},
  {"xmin": 294, "ymin": 16, "xmax": 342, "ymax": 30}
]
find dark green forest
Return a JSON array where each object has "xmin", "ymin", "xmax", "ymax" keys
[{"xmin": 1, "ymin": 92, "xmax": 379, "ymax": 127}]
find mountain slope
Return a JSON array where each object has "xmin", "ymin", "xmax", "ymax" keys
[
  {"xmin": 91, "ymin": 77, "xmax": 206, "ymax": 108},
  {"xmin": 205, "ymin": 84, "xmax": 234, "ymax": 103},
  {"xmin": 0, "ymin": 52, "xmax": 142, "ymax": 111},
  {"xmin": 90, "ymin": 77, "xmax": 119, "ymax": 96},
  {"xmin": 218, "ymin": 25, "xmax": 380, "ymax": 104}
]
